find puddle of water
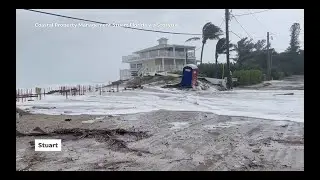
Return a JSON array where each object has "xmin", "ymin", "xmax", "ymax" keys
[
  {"xmin": 95, "ymin": 116, "xmax": 106, "ymax": 120},
  {"xmin": 82, "ymin": 120, "xmax": 95, "ymax": 124},
  {"xmin": 169, "ymin": 122, "xmax": 189, "ymax": 130}
]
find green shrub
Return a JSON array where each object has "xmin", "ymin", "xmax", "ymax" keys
[
  {"xmin": 271, "ymin": 71, "xmax": 285, "ymax": 80},
  {"xmin": 250, "ymin": 70, "xmax": 262, "ymax": 84},
  {"xmin": 284, "ymin": 71, "xmax": 292, "ymax": 77},
  {"xmin": 233, "ymin": 69, "xmax": 262, "ymax": 86}
]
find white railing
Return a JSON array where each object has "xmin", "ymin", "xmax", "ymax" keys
[
  {"xmin": 122, "ymin": 54, "xmax": 140, "ymax": 62},
  {"xmin": 163, "ymin": 65, "xmax": 185, "ymax": 72},
  {"xmin": 122, "ymin": 51, "xmax": 196, "ymax": 63},
  {"xmin": 136, "ymin": 65, "xmax": 185, "ymax": 77},
  {"xmin": 130, "ymin": 67, "xmax": 140, "ymax": 71}
]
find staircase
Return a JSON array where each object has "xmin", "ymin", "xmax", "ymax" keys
[{"xmin": 137, "ymin": 66, "xmax": 146, "ymax": 77}]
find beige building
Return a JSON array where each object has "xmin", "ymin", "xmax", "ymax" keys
[{"xmin": 121, "ymin": 38, "xmax": 198, "ymax": 78}]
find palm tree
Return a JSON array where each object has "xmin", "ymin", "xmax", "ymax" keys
[
  {"xmin": 215, "ymin": 38, "xmax": 227, "ymax": 78},
  {"xmin": 215, "ymin": 38, "xmax": 235, "ymax": 78},
  {"xmin": 185, "ymin": 37, "xmax": 201, "ymax": 43},
  {"xmin": 200, "ymin": 22, "xmax": 223, "ymax": 65},
  {"xmin": 233, "ymin": 37, "xmax": 255, "ymax": 66}
]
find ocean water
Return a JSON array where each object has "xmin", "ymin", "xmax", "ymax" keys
[{"xmin": 16, "ymin": 85, "xmax": 304, "ymax": 122}]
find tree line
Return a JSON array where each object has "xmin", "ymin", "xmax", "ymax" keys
[{"xmin": 187, "ymin": 22, "xmax": 304, "ymax": 84}]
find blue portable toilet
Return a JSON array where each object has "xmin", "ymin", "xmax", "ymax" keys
[{"xmin": 180, "ymin": 64, "xmax": 199, "ymax": 88}]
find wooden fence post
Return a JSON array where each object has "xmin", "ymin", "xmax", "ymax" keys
[
  {"xmin": 36, "ymin": 88, "xmax": 38, "ymax": 100},
  {"xmin": 41, "ymin": 88, "xmax": 43, "ymax": 100},
  {"xmin": 66, "ymin": 87, "xmax": 68, "ymax": 99},
  {"xmin": 24, "ymin": 89, "xmax": 26, "ymax": 102},
  {"xmin": 17, "ymin": 89, "xmax": 19, "ymax": 102}
]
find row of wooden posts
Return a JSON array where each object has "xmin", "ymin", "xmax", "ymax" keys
[
  {"xmin": 16, "ymin": 87, "xmax": 51, "ymax": 102},
  {"xmin": 16, "ymin": 84, "xmax": 120, "ymax": 102},
  {"xmin": 59, "ymin": 85, "xmax": 96, "ymax": 98}
]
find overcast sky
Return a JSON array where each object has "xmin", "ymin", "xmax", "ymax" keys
[{"xmin": 16, "ymin": 9, "xmax": 304, "ymax": 88}]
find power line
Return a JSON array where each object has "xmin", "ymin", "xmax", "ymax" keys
[
  {"xmin": 219, "ymin": 17, "xmax": 225, "ymax": 28},
  {"xmin": 233, "ymin": 9, "xmax": 272, "ymax": 17},
  {"xmin": 231, "ymin": 14, "xmax": 254, "ymax": 40},
  {"xmin": 247, "ymin": 9, "xmax": 280, "ymax": 40},
  {"xmin": 24, "ymin": 9, "xmax": 202, "ymax": 36},
  {"xmin": 247, "ymin": 10, "xmax": 273, "ymax": 34},
  {"xmin": 230, "ymin": 31, "xmax": 242, "ymax": 39}
]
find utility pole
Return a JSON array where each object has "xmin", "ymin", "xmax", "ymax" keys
[
  {"xmin": 270, "ymin": 48, "xmax": 273, "ymax": 80},
  {"xmin": 271, "ymin": 49, "xmax": 273, "ymax": 67},
  {"xmin": 267, "ymin": 32, "xmax": 271, "ymax": 80},
  {"xmin": 225, "ymin": 9, "xmax": 232, "ymax": 89},
  {"xmin": 186, "ymin": 50, "xmax": 188, "ymax": 65}
]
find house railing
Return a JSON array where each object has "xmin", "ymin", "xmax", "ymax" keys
[
  {"xmin": 136, "ymin": 64, "xmax": 185, "ymax": 76},
  {"xmin": 122, "ymin": 50, "xmax": 196, "ymax": 63}
]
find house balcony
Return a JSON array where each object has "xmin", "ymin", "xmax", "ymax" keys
[
  {"xmin": 122, "ymin": 50, "xmax": 196, "ymax": 63},
  {"xmin": 136, "ymin": 64, "xmax": 186, "ymax": 77}
]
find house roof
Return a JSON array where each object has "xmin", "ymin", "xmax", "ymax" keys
[
  {"xmin": 158, "ymin": 38, "xmax": 168, "ymax": 41},
  {"xmin": 134, "ymin": 44, "xmax": 196, "ymax": 54}
]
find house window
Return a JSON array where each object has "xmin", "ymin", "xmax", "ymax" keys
[{"xmin": 130, "ymin": 64, "xmax": 136, "ymax": 68}]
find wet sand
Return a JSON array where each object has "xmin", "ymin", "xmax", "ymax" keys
[{"xmin": 16, "ymin": 110, "xmax": 304, "ymax": 171}]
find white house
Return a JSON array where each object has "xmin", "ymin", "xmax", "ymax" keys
[{"xmin": 120, "ymin": 38, "xmax": 199, "ymax": 78}]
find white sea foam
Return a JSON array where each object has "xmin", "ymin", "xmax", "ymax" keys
[{"xmin": 16, "ymin": 86, "xmax": 304, "ymax": 122}]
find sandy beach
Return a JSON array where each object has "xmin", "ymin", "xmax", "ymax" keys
[
  {"xmin": 16, "ymin": 8, "xmax": 304, "ymax": 171},
  {"xmin": 16, "ymin": 110, "xmax": 304, "ymax": 171},
  {"xmin": 16, "ymin": 76, "xmax": 304, "ymax": 171}
]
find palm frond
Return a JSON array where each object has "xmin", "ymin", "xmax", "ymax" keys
[
  {"xmin": 185, "ymin": 37, "xmax": 201, "ymax": 42},
  {"xmin": 216, "ymin": 38, "xmax": 234, "ymax": 54},
  {"xmin": 202, "ymin": 22, "xmax": 223, "ymax": 41}
]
